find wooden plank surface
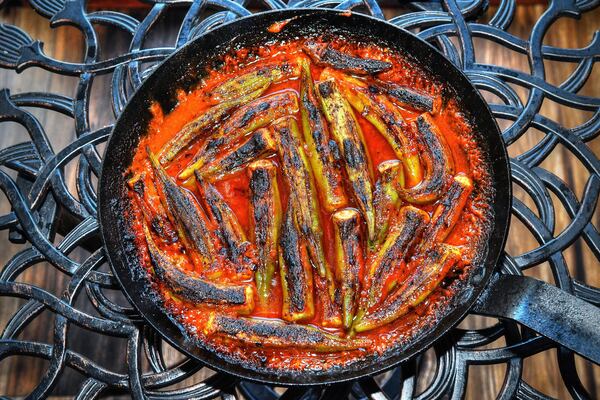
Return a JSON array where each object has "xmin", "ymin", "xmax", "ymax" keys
[{"xmin": 0, "ymin": 4, "xmax": 598, "ymax": 398}]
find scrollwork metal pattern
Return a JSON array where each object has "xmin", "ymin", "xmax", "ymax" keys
[{"xmin": 0, "ymin": 0, "xmax": 598, "ymax": 398}]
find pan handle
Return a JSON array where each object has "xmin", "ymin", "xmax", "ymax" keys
[{"xmin": 472, "ymin": 274, "xmax": 600, "ymax": 364}]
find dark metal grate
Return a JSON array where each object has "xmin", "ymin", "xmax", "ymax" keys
[{"xmin": 0, "ymin": 0, "xmax": 598, "ymax": 398}]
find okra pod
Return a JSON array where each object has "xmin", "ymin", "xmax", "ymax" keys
[
  {"xmin": 332, "ymin": 208, "xmax": 364, "ymax": 329},
  {"xmin": 248, "ymin": 160, "xmax": 282, "ymax": 301},
  {"xmin": 211, "ymin": 62, "xmax": 299, "ymax": 102},
  {"xmin": 272, "ymin": 117, "xmax": 329, "ymax": 279},
  {"xmin": 398, "ymin": 113, "xmax": 454, "ymax": 204},
  {"xmin": 418, "ymin": 172, "xmax": 473, "ymax": 251},
  {"xmin": 159, "ymin": 88, "xmax": 267, "ymax": 164},
  {"xmin": 376, "ymin": 80, "xmax": 434, "ymax": 112},
  {"xmin": 179, "ymin": 91, "xmax": 299, "ymax": 179},
  {"xmin": 148, "ymin": 213, "xmax": 179, "ymax": 244},
  {"xmin": 143, "ymin": 223, "xmax": 254, "ymax": 311},
  {"xmin": 128, "ymin": 176, "xmax": 179, "ymax": 244},
  {"xmin": 322, "ymin": 69, "xmax": 422, "ymax": 187},
  {"xmin": 279, "ymin": 202, "xmax": 315, "ymax": 322},
  {"xmin": 198, "ymin": 128, "xmax": 277, "ymax": 181},
  {"xmin": 353, "ymin": 244, "xmax": 461, "ymax": 333},
  {"xmin": 315, "ymin": 273, "xmax": 343, "ymax": 328},
  {"xmin": 303, "ymin": 41, "xmax": 392, "ymax": 75},
  {"xmin": 360, "ymin": 206, "xmax": 430, "ymax": 314},
  {"xmin": 317, "ymin": 79, "xmax": 376, "ymax": 242},
  {"xmin": 373, "ymin": 160, "xmax": 404, "ymax": 246},
  {"xmin": 299, "ymin": 58, "xmax": 348, "ymax": 212},
  {"xmin": 148, "ymin": 150, "xmax": 215, "ymax": 268},
  {"xmin": 194, "ymin": 171, "xmax": 253, "ymax": 266},
  {"xmin": 205, "ymin": 313, "xmax": 371, "ymax": 351}
]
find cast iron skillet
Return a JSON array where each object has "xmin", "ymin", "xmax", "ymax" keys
[{"xmin": 99, "ymin": 9, "xmax": 600, "ymax": 385}]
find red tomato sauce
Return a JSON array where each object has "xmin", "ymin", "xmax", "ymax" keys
[{"xmin": 126, "ymin": 37, "xmax": 493, "ymax": 371}]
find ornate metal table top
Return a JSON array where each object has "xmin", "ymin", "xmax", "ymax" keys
[{"xmin": 0, "ymin": 0, "xmax": 598, "ymax": 398}]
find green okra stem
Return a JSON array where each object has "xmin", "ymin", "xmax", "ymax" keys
[
  {"xmin": 317, "ymin": 79, "xmax": 376, "ymax": 242},
  {"xmin": 360, "ymin": 206, "xmax": 430, "ymax": 315},
  {"xmin": 143, "ymin": 222, "xmax": 255, "ymax": 312},
  {"xmin": 205, "ymin": 313, "xmax": 371, "ymax": 351},
  {"xmin": 248, "ymin": 159, "xmax": 282, "ymax": 301},
  {"xmin": 198, "ymin": 128, "xmax": 277, "ymax": 181},
  {"xmin": 353, "ymin": 244, "xmax": 461, "ymax": 333},
  {"xmin": 148, "ymin": 149, "xmax": 215, "ymax": 268},
  {"xmin": 272, "ymin": 117, "xmax": 330, "ymax": 280},
  {"xmin": 397, "ymin": 113, "xmax": 454, "ymax": 204},
  {"xmin": 179, "ymin": 90, "xmax": 298, "ymax": 179},
  {"xmin": 279, "ymin": 201, "xmax": 315, "ymax": 322},
  {"xmin": 302, "ymin": 41, "xmax": 392, "ymax": 75},
  {"xmin": 299, "ymin": 58, "xmax": 348, "ymax": 212},
  {"xmin": 332, "ymin": 208, "xmax": 364, "ymax": 329}
]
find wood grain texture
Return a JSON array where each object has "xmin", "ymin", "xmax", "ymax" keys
[{"xmin": 0, "ymin": 4, "xmax": 597, "ymax": 398}]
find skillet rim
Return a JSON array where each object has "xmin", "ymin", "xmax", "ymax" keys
[{"xmin": 98, "ymin": 8, "xmax": 512, "ymax": 386}]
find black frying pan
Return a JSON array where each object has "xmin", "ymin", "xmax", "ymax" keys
[{"xmin": 98, "ymin": 9, "xmax": 600, "ymax": 386}]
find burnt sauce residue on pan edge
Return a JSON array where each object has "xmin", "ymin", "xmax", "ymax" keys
[{"xmin": 123, "ymin": 35, "xmax": 494, "ymax": 372}]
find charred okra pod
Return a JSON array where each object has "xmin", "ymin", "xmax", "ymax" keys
[
  {"xmin": 398, "ymin": 113, "xmax": 454, "ymax": 204},
  {"xmin": 144, "ymin": 223, "xmax": 255, "ymax": 312},
  {"xmin": 147, "ymin": 213, "xmax": 179, "ymax": 244},
  {"xmin": 299, "ymin": 58, "xmax": 348, "ymax": 212},
  {"xmin": 373, "ymin": 160, "xmax": 404, "ymax": 246},
  {"xmin": 272, "ymin": 117, "xmax": 330, "ymax": 280},
  {"xmin": 211, "ymin": 62, "xmax": 299, "ymax": 102},
  {"xmin": 194, "ymin": 172, "xmax": 253, "ymax": 266},
  {"xmin": 317, "ymin": 79, "xmax": 376, "ymax": 242},
  {"xmin": 315, "ymin": 273, "xmax": 343, "ymax": 328},
  {"xmin": 332, "ymin": 208, "xmax": 364, "ymax": 329},
  {"xmin": 179, "ymin": 91, "xmax": 299, "ymax": 179},
  {"xmin": 418, "ymin": 172, "xmax": 473, "ymax": 251},
  {"xmin": 248, "ymin": 160, "xmax": 282, "ymax": 301},
  {"xmin": 353, "ymin": 244, "xmax": 461, "ymax": 333},
  {"xmin": 359, "ymin": 206, "xmax": 430, "ymax": 315},
  {"xmin": 376, "ymin": 80, "xmax": 434, "ymax": 112},
  {"xmin": 198, "ymin": 128, "xmax": 277, "ymax": 181},
  {"xmin": 148, "ymin": 150, "xmax": 215, "ymax": 268},
  {"xmin": 159, "ymin": 88, "xmax": 267, "ymax": 164},
  {"xmin": 279, "ymin": 202, "xmax": 315, "ymax": 322},
  {"xmin": 128, "ymin": 176, "xmax": 179, "ymax": 244},
  {"xmin": 205, "ymin": 313, "xmax": 371, "ymax": 351},
  {"xmin": 322, "ymin": 69, "xmax": 423, "ymax": 187},
  {"xmin": 303, "ymin": 41, "xmax": 392, "ymax": 75}
]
